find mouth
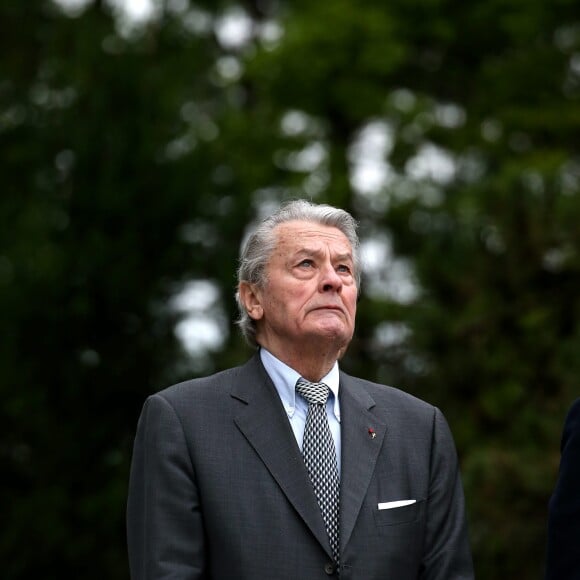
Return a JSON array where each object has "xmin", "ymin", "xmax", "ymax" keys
[{"xmin": 313, "ymin": 305, "xmax": 344, "ymax": 314}]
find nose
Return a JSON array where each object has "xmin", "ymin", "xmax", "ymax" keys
[{"xmin": 319, "ymin": 262, "xmax": 343, "ymax": 293}]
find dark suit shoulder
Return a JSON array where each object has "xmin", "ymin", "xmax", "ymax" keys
[
  {"xmin": 154, "ymin": 363, "xmax": 249, "ymax": 404},
  {"xmin": 150, "ymin": 354, "xmax": 262, "ymax": 412},
  {"xmin": 559, "ymin": 397, "xmax": 580, "ymax": 476},
  {"xmin": 563, "ymin": 398, "xmax": 580, "ymax": 440},
  {"xmin": 155, "ymin": 367, "xmax": 240, "ymax": 403},
  {"xmin": 158, "ymin": 365, "xmax": 242, "ymax": 399},
  {"xmin": 341, "ymin": 372, "xmax": 436, "ymax": 414}
]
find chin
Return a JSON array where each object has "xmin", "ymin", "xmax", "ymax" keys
[{"xmin": 313, "ymin": 326, "xmax": 351, "ymax": 345}]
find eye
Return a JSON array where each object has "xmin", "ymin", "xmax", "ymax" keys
[
  {"xmin": 337, "ymin": 264, "xmax": 352, "ymax": 274},
  {"xmin": 299, "ymin": 259, "xmax": 314, "ymax": 268}
]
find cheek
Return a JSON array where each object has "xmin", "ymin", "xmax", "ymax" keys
[
  {"xmin": 265, "ymin": 292, "xmax": 293, "ymax": 317},
  {"xmin": 266, "ymin": 284, "xmax": 312, "ymax": 318},
  {"xmin": 345, "ymin": 291, "xmax": 358, "ymax": 314}
]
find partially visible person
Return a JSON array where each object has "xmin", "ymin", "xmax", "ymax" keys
[{"xmin": 545, "ymin": 398, "xmax": 580, "ymax": 580}]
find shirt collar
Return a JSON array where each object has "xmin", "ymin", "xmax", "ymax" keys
[{"xmin": 259, "ymin": 347, "xmax": 341, "ymax": 421}]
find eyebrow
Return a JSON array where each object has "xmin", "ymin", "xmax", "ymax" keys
[
  {"xmin": 294, "ymin": 248, "xmax": 353, "ymax": 262},
  {"xmin": 334, "ymin": 252, "xmax": 354, "ymax": 263}
]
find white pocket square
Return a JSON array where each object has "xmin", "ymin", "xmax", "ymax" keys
[{"xmin": 378, "ymin": 499, "xmax": 416, "ymax": 510}]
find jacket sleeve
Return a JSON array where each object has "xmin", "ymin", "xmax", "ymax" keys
[
  {"xmin": 421, "ymin": 407, "xmax": 474, "ymax": 580},
  {"xmin": 127, "ymin": 394, "xmax": 206, "ymax": 580}
]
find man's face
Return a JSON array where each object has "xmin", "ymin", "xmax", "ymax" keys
[{"xmin": 247, "ymin": 220, "xmax": 358, "ymax": 355}]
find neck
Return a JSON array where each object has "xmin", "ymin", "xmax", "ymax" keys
[{"xmin": 260, "ymin": 343, "xmax": 340, "ymax": 382}]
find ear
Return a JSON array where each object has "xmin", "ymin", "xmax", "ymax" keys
[{"xmin": 238, "ymin": 281, "xmax": 264, "ymax": 321}]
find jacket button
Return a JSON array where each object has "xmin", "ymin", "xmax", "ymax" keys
[{"xmin": 324, "ymin": 562, "xmax": 336, "ymax": 575}]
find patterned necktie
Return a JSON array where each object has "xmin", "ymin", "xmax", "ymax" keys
[{"xmin": 296, "ymin": 378, "xmax": 340, "ymax": 565}]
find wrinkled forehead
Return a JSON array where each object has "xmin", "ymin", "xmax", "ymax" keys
[{"xmin": 273, "ymin": 220, "xmax": 353, "ymax": 254}]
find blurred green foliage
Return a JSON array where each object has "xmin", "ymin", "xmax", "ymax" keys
[{"xmin": 1, "ymin": 0, "xmax": 579, "ymax": 577}]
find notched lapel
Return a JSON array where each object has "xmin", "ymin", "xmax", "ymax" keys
[
  {"xmin": 339, "ymin": 375, "xmax": 387, "ymax": 551},
  {"xmin": 231, "ymin": 356, "xmax": 333, "ymax": 559}
]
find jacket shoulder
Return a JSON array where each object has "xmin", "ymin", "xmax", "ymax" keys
[
  {"xmin": 152, "ymin": 357, "xmax": 259, "ymax": 410},
  {"xmin": 343, "ymin": 373, "xmax": 435, "ymax": 409}
]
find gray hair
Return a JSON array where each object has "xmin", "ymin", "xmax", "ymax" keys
[{"xmin": 235, "ymin": 199, "xmax": 360, "ymax": 346}]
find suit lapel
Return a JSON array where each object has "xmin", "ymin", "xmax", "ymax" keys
[
  {"xmin": 339, "ymin": 373, "xmax": 387, "ymax": 551},
  {"xmin": 231, "ymin": 355, "xmax": 333, "ymax": 559}
]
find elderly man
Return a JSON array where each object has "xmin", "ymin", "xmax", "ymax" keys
[{"xmin": 127, "ymin": 199, "xmax": 474, "ymax": 579}]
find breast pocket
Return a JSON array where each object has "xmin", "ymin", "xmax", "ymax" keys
[{"xmin": 373, "ymin": 498, "xmax": 425, "ymax": 527}]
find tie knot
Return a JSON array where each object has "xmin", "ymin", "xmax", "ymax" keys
[{"xmin": 296, "ymin": 378, "xmax": 330, "ymax": 406}]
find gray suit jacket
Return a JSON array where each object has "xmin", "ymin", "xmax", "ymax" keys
[{"xmin": 127, "ymin": 353, "xmax": 473, "ymax": 579}]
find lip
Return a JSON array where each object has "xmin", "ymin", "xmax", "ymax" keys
[{"xmin": 312, "ymin": 304, "xmax": 344, "ymax": 314}]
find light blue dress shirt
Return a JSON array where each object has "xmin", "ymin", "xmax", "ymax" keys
[{"xmin": 260, "ymin": 347, "xmax": 342, "ymax": 476}]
